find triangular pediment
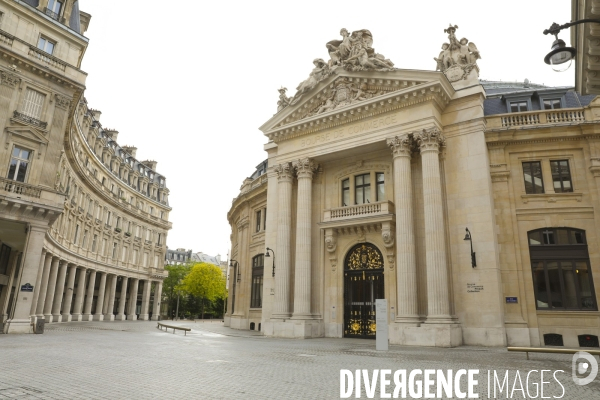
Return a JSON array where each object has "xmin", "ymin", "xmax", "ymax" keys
[
  {"xmin": 5, "ymin": 125, "xmax": 49, "ymax": 146},
  {"xmin": 261, "ymin": 69, "xmax": 455, "ymax": 142}
]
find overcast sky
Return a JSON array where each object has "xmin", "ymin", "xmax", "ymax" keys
[{"xmin": 78, "ymin": 1, "xmax": 574, "ymax": 259}]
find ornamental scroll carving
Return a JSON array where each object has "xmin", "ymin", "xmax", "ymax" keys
[
  {"xmin": 413, "ymin": 127, "xmax": 446, "ymax": 151},
  {"xmin": 381, "ymin": 222, "xmax": 395, "ymax": 270},
  {"xmin": 325, "ymin": 228, "xmax": 338, "ymax": 271},
  {"xmin": 292, "ymin": 158, "xmax": 318, "ymax": 178},
  {"xmin": 434, "ymin": 24, "xmax": 480, "ymax": 82},
  {"xmin": 274, "ymin": 162, "xmax": 294, "ymax": 181},
  {"xmin": 55, "ymin": 94, "xmax": 71, "ymax": 110},
  {"xmin": 1, "ymin": 71, "xmax": 20, "ymax": 88}
]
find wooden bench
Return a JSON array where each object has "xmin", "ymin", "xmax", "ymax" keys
[
  {"xmin": 508, "ymin": 346, "xmax": 600, "ymax": 360},
  {"xmin": 157, "ymin": 322, "xmax": 191, "ymax": 336}
]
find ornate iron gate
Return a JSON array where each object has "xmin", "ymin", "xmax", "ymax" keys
[{"xmin": 343, "ymin": 243, "xmax": 384, "ymax": 339}]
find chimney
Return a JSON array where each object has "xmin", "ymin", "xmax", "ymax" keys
[
  {"xmin": 90, "ymin": 109, "xmax": 102, "ymax": 122},
  {"xmin": 79, "ymin": 11, "xmax": 92, "ymax": 34},
  {"xmin": 105, "ymin": 129, "xmax": 119, "ymax": 141},
  {"xmin": 142, "ymin": 160, "xmax": 157, "ymax": 170},
  {"xmin": 122, "ymin": 146, "xmax": 137, "ymax": 158}
]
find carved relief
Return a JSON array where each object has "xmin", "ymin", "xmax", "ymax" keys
[
  {"xmin": 325, "ymin": 228, "xmax": 338, "ymax": 271},
  {"xmin": 413, "ymin": 127, "xmax": 446, "ymax": 151},
  {"xmin": 0, "ymin": 71, "xmax": 20, "ymax": 88},
  {"xmin": 434, "ymin": 24, "xmax": 480, "ymax": 82},
  {"xmin": 274, "ymin": 162, "xmax": 294, "ymax": 181},
  {"xmin": 55, "ymin": 94, "xmax": 71, "ymax": 110},
  {"xmin": 277, "ymin": 87, "xmax": 291, "ymax": 112},
  {"xmin": 292, "ymin": 158, "xmax": 318, "ymax": 178}
]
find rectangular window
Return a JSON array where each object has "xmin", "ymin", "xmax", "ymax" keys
[
  {"xmin": 376, "ymin": 172, "xmax": 385, "ymax": 201},
  {"xmin": 355, "ymin": 174, "xmax": 371, "ymax": 204},
  {"xmin": 256, "ymin": 210, "xmax": 262, "ymax": 233},
  {"xmin": 122, "ymin": 246, "xmax": 128, "ymax": 262},
  {"xmin": 510, "ymin": 101, "xmax": 528, "ymax": 113},
  {"xmin": 251, "ymin": 255, "xmax": 264, "ymax": 308},
  {"xmin": 263, "ymin": 208, "xmax": 267, "ymax": 231},
  {"xmin": 101, "ymin": 238, "xmax": 107, "ymax": 255},
  {"xmin": 45, "ymin": 0, "xmax": 63, "ymax": 20},
  {"xmin": 22, "ymin": 88, "xmax": 46, "ymax": 119},
  {"xmin": 550, "ymin": 160, "xmax": 573, "ymax": 193},
  {"xmin": 145, "ymin": 229, "xmax": 151, "ymax": 241},
  {"xmin": 543, "ymin": 99, "xmax": 562, "ymax": 110},
  {"xmin": 133, "ymin": 249, "xmax": 138, "ymax": 264},
  {"xmin": 522, "ymin": 161, "xmax": 544, "ymax": 194},
  {"xmin": 7, "ymin": 146, "xmax": 31, "ymax": 182},
  {"xmin": 37, "ymin": 36, "xmax": 55, "ymax": 55},
  {"xmin": 106, "ymin": 211, "xmax": 111, "ymax": 226},
  {"xmin": 73, "ymin": 224, "xmax": 80, "ymax": 244},
  {"xmin": 143, "ymin": 252, "xmax": 148, "ymax": 267},
  {"xmin": 342, "ymin": 178, "xmax": 350, "ymax": 206},
  {"xmin": 157, "ymin": 233, "xmax": 162, "ymax": 245},
  {"xmin": 112, "ymin": 242, "xmax": 118, "ymax": 259},
  {"xmin": 82, "ymin": 230, "xmax": 88, "ymax": 248}
]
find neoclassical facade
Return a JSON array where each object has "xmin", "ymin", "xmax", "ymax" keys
[
  {"xmin": 0, "ymin": 1, "xmax": 171, "ymax": 334},
  {"xmin": 227, "ymin": 26, "xmax": 600, "ymax": 348}
]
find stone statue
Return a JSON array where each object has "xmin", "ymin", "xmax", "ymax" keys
[
  {"xmin": 435, "ymin": 24, "xmax": 481, "ymax": 82},
  {"xmin": 296, "ymin": 58, "xmax": 330, "ymax": 94},
  {"xmin": 324, "ymin": 28, "xmax": 394, "ymax": 72},
  {"xmin": 277, "ymin": 87, "xmax": 290, "ymax": 112}
]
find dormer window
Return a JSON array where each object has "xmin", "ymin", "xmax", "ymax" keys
[
  {"xmin": 45, "ymin": 0, "xmax": 63, "ymax": 20},
  {"xmin": 543, "ymin": 99, "xmax": 562, "ymax": 110},
  {"xmin": 510, "ymin": 101, "xmax": 528, "ymax": 113}
]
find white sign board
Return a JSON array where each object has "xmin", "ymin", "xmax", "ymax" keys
[{"xmin": 375, "ymin": 299, "xmax": 388, "ymax": 351}]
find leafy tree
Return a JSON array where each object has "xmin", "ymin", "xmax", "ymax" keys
[
  {"xmin": 163, "ymin": 263, "xmax": 190, "ymax": 319},
  {"xmin": 181, "ymin": 262, "xmax": 227, "ymax": 319}
]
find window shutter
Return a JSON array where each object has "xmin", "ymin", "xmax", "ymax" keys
[{"xmin": 22, "ymin": 89, "xmax": 45, "ymax": 119}]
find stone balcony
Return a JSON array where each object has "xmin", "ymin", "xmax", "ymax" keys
[
  {"xmin": 0, "ymin": 177, "xmax": 64, "ymax": 225},
  {"xmin": 322, "ymin": 201, "xmax": 395, "ymax": 229},
  {"xmin": 486, "ymin": 107, "xmax": 588, "ymax": 130}
]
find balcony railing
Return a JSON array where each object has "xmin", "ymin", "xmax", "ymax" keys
[
  {"xmin": 13, "ymin": 111, "xmax": 48, "ymax": 129},
  {"xmin": 487, "ymin": 108, "xmax": 588, "ymax": 129},
  {"xmin": 44, "ymin": 7, "xmax": 60, "ymax": 21},
  {"xmin": 0, "ymin": 177, "xmax": 41, "ymax": 198},
  {"xmin": 0, "ymin": 30, "xmax": 14, "ymax": 47},
  {"xmin": 27, "ymin": 46, "xmax": 66, "ymax": 72},
  {"xmin": 323, "ymin": 201, "xmax": 394, "ymax": 222}
]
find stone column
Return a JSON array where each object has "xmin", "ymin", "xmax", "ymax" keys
[
  {"xmin": 36, "ymin": 253, "xmax": 53, "ymax": 318},
  {"xmin": 414, "ymin": 127, "xmax": 453, "ymax": 322},
  {"xmin": 139, "ymin": 280, "xmax": 151, "ymax": 321},
  {"xmin": 61, "ymin": 264, "xmax": 78, "ymax": 322},
  {"xmin": 151, "ymin": 281, "xmax": 162, "ymax": 321},
  {"xmin": 93, "ymin": 272, "xmax": 106, "ymax": 321},
  {"xmin": 115, "ymin": 277, "xmax": 128, "ymax": 321},
  {"xmin": 72, "ymin": 267, "xmax": 87, "ymax": 321},
  {"xmin": 51, "ymin": 260, "xmax": 69, "ymax": 322},
  {"xmin": 272, "ymin": 162, "xmax": 294, "ymax": 319},
  {"xmin": 6, "ymin": 225, "xmax": 47, "ymax": 333},
  {"xmin": 43, "ymin": 258, "xmax": 60, "ymax": 322},
  {"xmin": 0, "ymin": 252, "xmax": 19, "ymax": 325},
  {"xmin": 387, "ymin": 134, "xmax": 420, "ymax": 324},
  {"xmin": 292, "ymin": 158, "xmax": 317, "ymax": 318},
  {"xmin": 82, "ymin": 270, "xmax": 97, "ymax": 321},
  {"xmin": 104, "ymin": 274, "xmax": 118, "ymax": 321},
  {"xmin": 126, "ymin": 278, "xmax": 139, "ymax": 320},
  {"xmin": 30, "ymin": 249, "xmax": 47, "ymax": 317}
]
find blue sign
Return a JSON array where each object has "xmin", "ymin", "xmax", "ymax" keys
[
  {"xmin": 21, "ymin": 283, "xmax": 34, "ymax": 292},
  {"xmin": 506, "ymin": 297, "xmax": 518, "ymax": 303}
]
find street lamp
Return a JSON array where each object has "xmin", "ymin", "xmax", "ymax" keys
[
  {"xmin": 464, "ymin": 228, "xmax": 477, "ymax": 268},
  {"xmin": 264, "ymin": 247, "xmax": 275, "ymax": 277},
  {"xmin": 230, "ymin": 260, "xmax": 240, "ymax": 282},
  {"xmin": 543, "ymin": 20, "xmax": 600, "ymax": 72}
]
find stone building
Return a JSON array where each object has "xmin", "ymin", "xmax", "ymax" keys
[
  {"xmin": 0, "ymin": 1, "xmax": 171, "ymax": 333},
  {"xmin": 226, "ymin": 26, "xmax": 600, "ymax": 348}
]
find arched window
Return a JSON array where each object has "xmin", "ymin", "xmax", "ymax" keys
[
  {"xmin": 528, "ymin": 228, "xmax": 597, "ymax": 311},
  {"xmin": 250, "ymin": 255, "xmax": 264, "ymax": 308}
]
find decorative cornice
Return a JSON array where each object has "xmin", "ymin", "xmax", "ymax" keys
[
  {"xmin": 387, "ymin": 134, "xmax": 413, "ymax": 158},
  {"xmin": 292, "ymin": 158, "xmax": 317, "ymax": 179},
  {"xmin": 490, "ymin": 170, "xmax": 510, "ymax": 183}
]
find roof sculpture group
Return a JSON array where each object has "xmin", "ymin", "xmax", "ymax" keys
[{"xmin": 276, "ymin": 25, "xmax": 481, "ymax": 113}]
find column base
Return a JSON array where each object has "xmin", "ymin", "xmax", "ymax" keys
[
  {"xmin": 61, "ymin": 314, "xmax": 72, "ymax": 322},
  {"xmin": 81, "ymin": 314, "xmax": 93, "ymax": 322},
  {"xmin": 5, "ymin": 319, "xmax": 33, "ymax": 333},
  {"xmin": 139, "ymin": 314, "xmax": 149, "ymax": 321},
  {"xmin": 44, "ymin": 314, "xmax": 54, "ymax": 323},
  {"xmin": 126, "ymin": 314, "xmax": 137, "ymax": 321},
  {"xmin": 394, "ymin": 316, "xmax": 421, "ymax": 326},
  {"xmin": 52, "ymin": 314, "xmax": 62, "ymax": 323},
  {"xmin": 103, "ymin": 314, "xmax": 115, "ymax": 321},
  {"xmin": 263, "ymin": 319, "xmax": 324, "ymax": 338},
  {"xmin": 92, "ymin": 314, "xmax": 104, "ymax": 322},
  {"xmin": 389, "ymin": 322, "xmax": 462, "ymax": 347},
  {"xmin": 71, "ymin": 314, "xmax": 83, "ymax": 322},
  {"xmin": 114, "ymin": 314, "xmax": 127, "ymax": 321},
  {"xmin": 151, "ymin": 315, "xmax": 160, "ymax": 321}
]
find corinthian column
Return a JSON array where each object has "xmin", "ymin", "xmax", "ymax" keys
[
  {"xmin": 414, "ymin": 127, "xmax": 452, "ymax": 322},
  {"xmin": 272, "ymin": 162, "xmax": 294, "ymax": 319},
  {"xmin": 387, "ymin": 134, "xmax": 420, "ymax": 325},
  {"xmin": 292, "ymin": 158, "xmax": 317, "ymax": 318}
]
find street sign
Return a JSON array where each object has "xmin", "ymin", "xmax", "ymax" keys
[{"xmin": 21, "ymin": 283, "xmax": 34, "ymax": 292}]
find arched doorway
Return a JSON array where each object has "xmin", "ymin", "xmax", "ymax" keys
[{"xmin": 343, "ymin": 243, "xmax": 384, "ymax": 339}]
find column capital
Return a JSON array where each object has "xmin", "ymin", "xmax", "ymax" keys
[
  {"xmin": 387, "ymin": 134, "xmax": 414, "ymax": 158},
  {"xmin": 274, "ymin": 162, "xmax": 294, "ymax": 182},
  {"xmin": 413, "ymin": 127, "xmax": 446, "ymax": 153},
  {"xmin": 292, "ymin": 158, "xmax": 318, "ymax": 179}
]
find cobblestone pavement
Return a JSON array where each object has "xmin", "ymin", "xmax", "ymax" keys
[{"xmin": 1, "ymin": 321, "xmax": 600, "ymax": 399}]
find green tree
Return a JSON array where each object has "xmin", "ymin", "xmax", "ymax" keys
[
  {"xmin": 163, "ymin": 263, "xmax": 190, "ymax": 319},
  {"xmin": 181, "ymin": 262, "xmax": 227, "ymax": 319}
]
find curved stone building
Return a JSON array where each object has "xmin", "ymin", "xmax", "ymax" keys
[
  {"xmin": 227, "ymin": 26, "xmax": 600, "ymax": 348},
  {"xmin": 0, "ymin": 1, "xmax": 171, "ymax": 333}
]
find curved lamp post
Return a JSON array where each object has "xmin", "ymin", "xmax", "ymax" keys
[
  {"xmin": 543, "ymin": 20, "xmax": 600, "ymax": 72},
  {"xmin": 264, "ymin": 247, "xmax": 275, "ymax": 277},
  {"xmin": 464, "ymin": 228, "xmax": 477, "ymax": 268}
]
